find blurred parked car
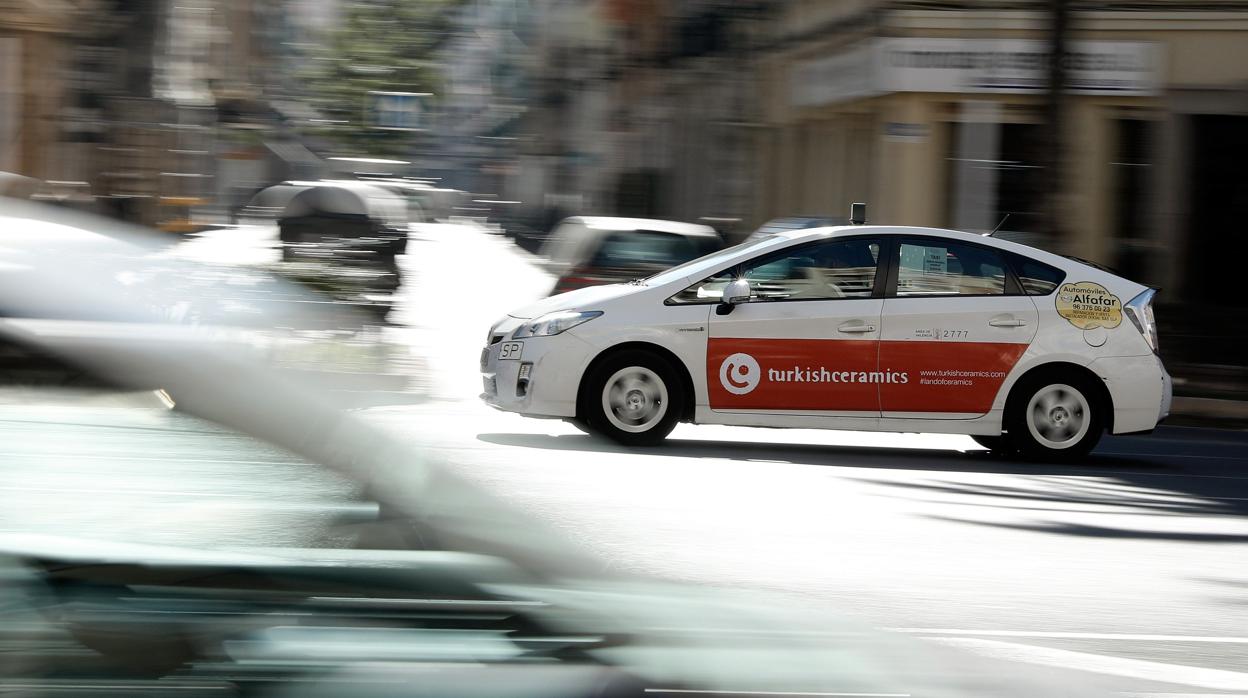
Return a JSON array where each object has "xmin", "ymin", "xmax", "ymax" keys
[
  {"xmin": 543, "ymin": 217, "xmax": 722, "ymax": 295},
  {"xmin": 272, "ymin": 181, "xmax": 409, "ymax": 264},
  {"xmin": 232, "ymin": 181, "xmax": 408, "ymax": 319},
  {"xmin": 745, "ymin": 216, "xmax": 847, "ymax": 243}
]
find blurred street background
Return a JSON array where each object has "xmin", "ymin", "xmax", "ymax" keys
[{"xmin": 2, "ymin": 0, "xmax": 1248, "ymax": 695}]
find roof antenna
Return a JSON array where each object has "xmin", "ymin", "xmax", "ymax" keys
[
  {"xmin": 985, "ymin": 212, "xmax": 1011, "ymax": 237},
  {"xmin": 849, "ymin": 202, "xmax": 866, "ymax": 225}
]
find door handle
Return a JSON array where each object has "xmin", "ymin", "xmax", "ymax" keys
[
  {"xmin": 838, "ymin": 321, "xmax": 877, "ymax": 334},
  {"xmin": 989, "ymin": 315, "xmax": 1027, "ymax": 328}
]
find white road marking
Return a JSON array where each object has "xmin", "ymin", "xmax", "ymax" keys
[
  {"xmin": 931, "ymin": 638, "xmax": 1248, "ymax": 691},
  {"xmin": 895, "ymin": 629, "xmax": 1248, "ymax": 643},
  {"xmin": 154, "ymin": 389, "xmax": 176, "ymax": 409},
  {"xmin": 0, "ymin": 453, "xmax": 304, "ymax": 465}
]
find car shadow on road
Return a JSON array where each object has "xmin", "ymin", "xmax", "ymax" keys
[
  {"xmin": 475, "ymin": 431, "xmax": 1166, "ymax": 477},
  {"xmin": 477, "ymin": 428, "xmax": 1248, "ymax": 543}
]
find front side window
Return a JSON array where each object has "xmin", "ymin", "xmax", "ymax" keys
[
  {"xmin": 895, "ymin": 239, "xmax": 1008, "ymax": 297},
  {"xmin": 670, "ymin": 238, "xmax": 880, "ymax": 303}
]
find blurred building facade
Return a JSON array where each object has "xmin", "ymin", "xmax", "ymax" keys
[
  {"xmin": 0, "ymin": 0, "xmax": 312, "ymax": 227},
  {"xmin": 749, "ymin": 0, "xmax": 1248, "ymax": 394},
  {"xmin": 441, "ymin": 0, "xmax": 771, "ymax": 238},
  {"xmin": 471, "ymin": 0, "xmax": 1247, "ymax": 315},
  {"xmin": 758, "ymin": 0, "xmax": 1248, "ymax": 307},
  {"xmin": 451, "ymin": 0, "xmax": 1248, "ymax": 394}
]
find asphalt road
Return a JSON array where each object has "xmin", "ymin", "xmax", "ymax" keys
[{"xmin": 0, "ymin": 221, "xmax": 1244, "ymax": 696}]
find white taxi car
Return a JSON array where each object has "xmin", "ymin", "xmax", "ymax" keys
[{"xmin": 481, "ymin": 225, "xmax": 1171, "ymax": 460}]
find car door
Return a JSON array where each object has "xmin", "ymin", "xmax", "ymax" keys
[
  {"xmin": 698, "ymin": 236, "xmax": 886, "ymax": 416},
  {"xmin": 879, "ymin": 236, "xmax": 1039, "ymax": 418}
]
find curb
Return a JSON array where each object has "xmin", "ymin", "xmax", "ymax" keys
[{"xmin": 1168, "ymin": 396, "xmax": 1248, "ymax": 430}]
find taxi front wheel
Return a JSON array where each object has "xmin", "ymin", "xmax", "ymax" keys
[
  {"xmin": 583, "ymin": 350, "xmax": 683, "ymax": 446},
  {"xmin": 1005, "ymin": 373, "xmax": 1104, "ymax": 461}
]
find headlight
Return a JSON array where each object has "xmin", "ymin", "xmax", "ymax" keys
[
  {"xmin": 1124, "ymin": 288, "xmax": 1160, "ymax": 354},
  {"xmin": 513, "ymin": 310, "xmax": 603, "ymax": 338}
]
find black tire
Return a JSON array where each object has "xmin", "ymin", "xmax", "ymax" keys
[
  {"xmin": 566, "ymin": 417, "xmax": 593, "ymax": 435},
  {"xmin": 1005, "ymin": 371, "xmax": 1105, "ymax": 462},
  {"xmin": 582, "ymin": 350, "xmax": 683, "ymax": 446},
  {"xmin": 970, "ymin": 434, "xmax": 1015, "ymax": 455}
]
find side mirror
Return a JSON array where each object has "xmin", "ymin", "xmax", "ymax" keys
[
  {"xmin": 723, "ymin": 278, "xmax": 752, "ymax": 304},
  {"xmin": 717, "ymin": 279, "xmax": 751, "ymax": 315}
]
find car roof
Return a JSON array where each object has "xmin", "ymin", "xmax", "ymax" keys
[
  {"xmin": 545, "ymin": 217, "xmax": 720, "ymax": 268},
  {"xmin": 571, "ymin": 216, "xmax": 719, "ymax": 237}
]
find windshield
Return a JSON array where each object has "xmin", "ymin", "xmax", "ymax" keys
[
  {"xmin": 591, "ymin": 231, "xmax": 719, "ymax": 269},
  {"xmin": 643, "ymin": 234, "xmax": 784, "ymax": 285}
]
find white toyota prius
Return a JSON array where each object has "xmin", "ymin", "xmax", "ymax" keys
[{"xmin": 481, "ymin": 224, "xmax": 1171, "ymax": 460}]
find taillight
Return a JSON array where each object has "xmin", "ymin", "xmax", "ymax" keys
[
  {"xmin": 552, "ymin": 267, "xmax": 599, "ymax": 295},
  {"xmin": 1124, "ymin": 288, "xmax": 1160, "ymax": 354}
]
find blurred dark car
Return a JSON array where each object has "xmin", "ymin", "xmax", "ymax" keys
[
  {"xmin": 745, "ymin": 216, "xmax": 847, "ymax": 243},
  {"xmin": 0, "ymin": 199, "xmax": 1100, "ymax": 698},
  {"xmin": 363, "ymin": 179, "xmax": 467, "ymax": 223},
  {"xmin": 240, "ymin": 181, "xmax": 411, "ymax": 318},
  {"xmin": 246, "ymin": 181, "xmax": 410, "ymax": 267},
  {"xmin": 543, "ymin": 217, "xmax": 722, "ymax": 296}
]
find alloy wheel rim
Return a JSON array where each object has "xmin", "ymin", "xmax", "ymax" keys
[
  {"xmin": 1026, "ymin": 383, "xmax": 1090, "ymax": 450},
  {"xmin": 601, "ymin": 366, "xmax": 668, "ymax": 434}
]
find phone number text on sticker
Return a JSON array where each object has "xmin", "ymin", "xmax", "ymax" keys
[{"xmin": 498, "ymin": 342, "xmax": 524, "ymax": 360}]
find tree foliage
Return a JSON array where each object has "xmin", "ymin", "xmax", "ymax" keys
[{"xmin": 302, "ymin": 0, "xmax": 463, "ymax": 156}]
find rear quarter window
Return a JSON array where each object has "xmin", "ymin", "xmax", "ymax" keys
[{"xmin": 1009, "ymin": 254, "xmax": 1066, "ymax": 295}]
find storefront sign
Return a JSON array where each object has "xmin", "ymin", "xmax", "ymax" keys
[
  {"xmin": 791, "ymin": 38, "xmax": 1162, "ymax": 107},
  {"xmin": 790, "ymin": 43, "xmax": 879, "ymax": 107},
  {"xmin": 883, "ymin": 121, "xmax": 929, "ymax": 143},
  {"xmin": 878, "ymin": 38, "xmax": 1162, "ymax": 96}
]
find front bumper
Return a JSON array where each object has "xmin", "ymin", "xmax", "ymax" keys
[{"xmin": 479, "ymin": 331, "xmax": 595, "ymax": 418}]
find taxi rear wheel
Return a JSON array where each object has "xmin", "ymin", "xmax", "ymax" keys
[
  {"xmin": 1006, "ymin": 373, "xmax": 1104, "ymax": 461},
  {"xmin": 583, "ymin": 351, "xmax": 682, "ymax": 446}
]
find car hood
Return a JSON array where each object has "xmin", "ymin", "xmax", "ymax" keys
[{"xmin": 507, "ymin": 283, "xmax": 641, "ymax": 320}]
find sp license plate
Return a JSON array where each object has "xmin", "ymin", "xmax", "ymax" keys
[{"xmin": 498, "ymin": 341, "xmax": 523, "ymax": 360}]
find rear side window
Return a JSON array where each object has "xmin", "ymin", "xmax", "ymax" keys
[
  {"xmin": 895, "ymin": 239, "xmax": 1008, "ymax": 296},
  {"xmin": 1009, "ymin": 254, "xmax": 1066, "ymax": 295}
]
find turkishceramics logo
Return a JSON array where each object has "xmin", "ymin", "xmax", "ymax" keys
[{"xmin": 719, "ymin": 353, "xmax": 761, "ymax": 395}]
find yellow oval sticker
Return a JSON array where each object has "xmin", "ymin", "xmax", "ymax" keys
[{"xmin": 1056, "ymin": 281, "xmax": 1122, "ymax": 330}]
